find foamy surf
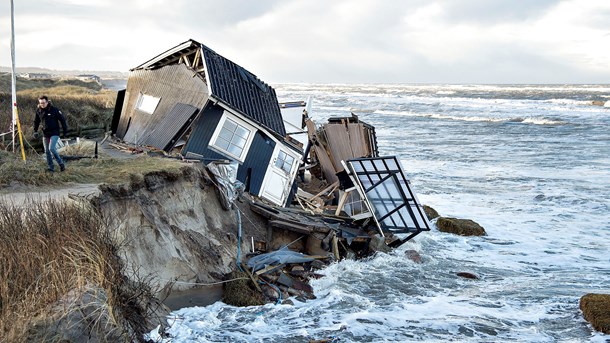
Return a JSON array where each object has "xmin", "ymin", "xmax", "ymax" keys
[{"xmin": 149, "ymin": 84, "xmax": 610, "ymax": 342}]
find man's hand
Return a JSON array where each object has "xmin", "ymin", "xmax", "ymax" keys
[{"xmin": 33, "ymin": 132, "xmax": 39, "ymax": 139}]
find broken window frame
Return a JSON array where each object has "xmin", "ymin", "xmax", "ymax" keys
[
  {"xmin": 209, "ymin": 111, "xmax": 256, "ymax": 162},
  {"xmin": 135, "ymin": 93, "xmax": 160, "ymax": 114},
  {"xmin": 344, "ymin": 156, "xmax": 431, "ymax": 241}
]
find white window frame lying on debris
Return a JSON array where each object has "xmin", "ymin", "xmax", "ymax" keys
[
  {"xmin": 135, "ymin": 93, "xmax": 160, "ymax": 114},
  {"xmin": 209, "ymin": 111, "xmax": 256, "ymax": 162}
]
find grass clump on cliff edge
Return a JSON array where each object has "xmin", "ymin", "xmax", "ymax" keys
[
  {"xmin": 0, "ymin": 200, "xmax": 155, "ymax": 342},
  {"xmin": 0, "ymin": 150, "xmax": 185, "ymax": 189}
]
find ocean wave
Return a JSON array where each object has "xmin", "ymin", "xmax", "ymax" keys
[{"xmin": 374, "ymin": 110, "xmax": 566, "ymax": 125}]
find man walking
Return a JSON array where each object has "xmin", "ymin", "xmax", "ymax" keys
[{"xmin": 33, "ymin": 95, "xmax": 68, "ymax": 172}]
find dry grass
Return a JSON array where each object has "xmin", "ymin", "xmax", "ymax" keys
[
  {"xmin": 0, "ymin": 78, "xmax": 116, "ymax": 140},
  {"xmin": 0, "ymin": 199, "xmax": 154, "ymax": 342},
  {"xmin": 0, "ymin": 150, "xmax": 185, "ymax": 188}
]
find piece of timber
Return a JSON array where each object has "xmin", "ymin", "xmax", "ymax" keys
[{"xmin": 269, "ymin": 220, "xmax": 312, "ymax": 235}]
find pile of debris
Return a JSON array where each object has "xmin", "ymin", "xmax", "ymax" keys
[{"xmin": 210, "ymin": 112, "xmax": 433, "ymax": 305}]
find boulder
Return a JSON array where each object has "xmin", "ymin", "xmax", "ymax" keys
[
  {"xmin": 405, "ymin": 249, "xmax": 422, "ymax": 264},
  {"xmin": 436, "ymin": 217, "xmax": 486, "ymax": 236},
  {"xmin": 580, "ymin": 293, "xmax": 610, "ymax": 334},
  {"xmin": 457, "ymin": 272, "xmax": 479, "ymax": 279},
  {"xmin": 423, "ymin": 205, "xmax": 440, "ymax": 220},
  {"xmin": 222, "ymin": 270, "xmax": 266, "ymax": 307},
  {"xmin": 368, "ymin": 235, "xmax": 392, "ymax": 254}
]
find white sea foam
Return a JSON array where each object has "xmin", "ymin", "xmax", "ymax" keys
[{"xmin": 149, "ymin": 84, "xmax": 610, "ymax": 342}]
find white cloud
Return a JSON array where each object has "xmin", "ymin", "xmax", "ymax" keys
[{"xmin": 1, "ymin": 0, "xmax": 609, "ymax": 83}]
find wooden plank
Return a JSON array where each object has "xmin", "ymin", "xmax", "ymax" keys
[
  {"xmin": 321, "ymin": 124, "xmax": 352, "ymax": 172},
  {"xmin": 347, "ymin": 123, "xmax": 369, "ymax": 157},
  {"xmin": 335, "ymin": 190, "xmax": 350, "ymax": 216},
  {"xmin": 310, "ymin": 180, "xmax": 339, "ymax": 199},
  {"xmin": 306, "ymin": 118, "xmax": 338, "ymax": 184},
  {"xmin": 255, "ymin": 263, "xmax": 285, "ymax": 276},
  {"xmin": 192, "ymin": 48, "xmax": 201, "ymax": 68},
  {"xmin": 332, "ymin": 234, "xmax": 340, "ymax": 260},
  {"xmin": 181, "ymin": 53, "xmax": 191, "ymax": 66},
  {"xmin": 269, "ymin": 220, "xmax": 312, "ymax": 235},
  {"xmin": 250, "ymin": 202, "xmax": 281, "ymax": 220}
]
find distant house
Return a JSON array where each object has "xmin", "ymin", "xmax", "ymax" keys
[
  {"xmin": 20, "ymin": 73, "xmax": 54, "ymax": 79},
  {"xmin": 76, "ymin": 74, "xmax": 101, "ymax": 83},
  {"xmin": 112, "ymin": 39, "xmax": 302, "ymax": 207}
]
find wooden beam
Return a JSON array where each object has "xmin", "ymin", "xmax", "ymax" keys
[
  {"xmin": 192, "ymin": 48, "xmax": 201, "ymax": 69},
  {"xmin": 181, "ymin": 53, "xmax": 191, "ymax": 66}
]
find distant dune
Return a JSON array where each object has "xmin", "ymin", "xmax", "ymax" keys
[{"xmin": 0, "ymin": 66, "xmax": 128, "ymax": 79}]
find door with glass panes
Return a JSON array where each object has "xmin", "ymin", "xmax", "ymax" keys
[{"xmin": 261, "ymin": 146, "xmax": 298, "ymax": 206}]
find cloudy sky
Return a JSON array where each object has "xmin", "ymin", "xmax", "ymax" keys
[{"xmin": 1, "ymin": 0, "xmax": 609, "ymax": 83}]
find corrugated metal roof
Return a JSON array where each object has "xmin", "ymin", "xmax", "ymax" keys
[
  {"xmin": 201, "ymin": 45, "xmax": 286, "ymax": 137},
  {"xmin": 131, "ymin": 39, "xmax": 286, "ymax": 137}
]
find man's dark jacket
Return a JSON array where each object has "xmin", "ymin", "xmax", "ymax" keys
[{"xmin": 34, "ymin": 104, "xmax": 68, "ymax": 137}]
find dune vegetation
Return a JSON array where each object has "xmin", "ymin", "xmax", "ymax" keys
[{"xmin": 0, "ymin": 73, "xmax": 179, "ymax": 342}]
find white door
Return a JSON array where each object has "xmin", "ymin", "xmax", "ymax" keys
[{"xmin": 261, "ymin": 146, "xmax": 298, "ymax": 206}]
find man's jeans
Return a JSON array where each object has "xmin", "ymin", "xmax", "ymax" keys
[{"xmin": 43, "ymin": 135, "xmax": 64, "ymax": 172}]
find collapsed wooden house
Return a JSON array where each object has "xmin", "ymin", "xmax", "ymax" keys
[
  {"xmin": 302, "ymin": 114, "xmax": 431, "ymax": 246},
  {"xmin": 111, "ymin": 39, "xmax": 302, "ymax": 207}
]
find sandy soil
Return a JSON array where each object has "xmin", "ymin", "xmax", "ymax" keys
[{"xmin": 0, "ymin": 183, "xmax": 101, "ymax": 206}]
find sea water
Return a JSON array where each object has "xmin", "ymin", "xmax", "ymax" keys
[{"xmin": 149, "ymin": 84, "xmax": 610, "ymax": 342}]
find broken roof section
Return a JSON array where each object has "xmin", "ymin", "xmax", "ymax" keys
[
  {"xmin": 133, "ymin": 39, "xmax": 286, "ymax": 138},
  {"xmin": 345, "ymin": 156, "xmax": 431, "ymax": 244}
]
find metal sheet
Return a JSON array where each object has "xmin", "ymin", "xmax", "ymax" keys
[{"xmin": 142, "ymin": 103, "xmax": 199, "ymax": 151}]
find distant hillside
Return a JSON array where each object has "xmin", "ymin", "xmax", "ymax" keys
[
  {"xmin": 0, "ymin": 66, "xmax": 128, "ymax": 79},
  {"xmin": 0, "ymin": 72, "xmax": 102, "ymax": 92}
]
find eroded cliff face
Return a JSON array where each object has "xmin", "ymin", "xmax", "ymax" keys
[{"xmin": 90, "ymin": 166, "xmax": 246, "ymax": 301}]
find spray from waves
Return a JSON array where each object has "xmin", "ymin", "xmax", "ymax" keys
[{"xmin": 374, "ymin": 110, "xmax": 567, "ymax": 125}]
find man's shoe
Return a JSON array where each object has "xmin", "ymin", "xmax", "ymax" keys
[
  {"xmin": 60, "ymin": 164, "xmax": 66, "ymax": 172},
  {"xmin": 47, "ymin": 169, "xmax": 54, "ymax": 173}
]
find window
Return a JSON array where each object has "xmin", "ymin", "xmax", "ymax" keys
[
  {"xmin": 212, "ymin": 116, "xmax": 252, "ymax": 160},
  {"xmin": 136, "ymin": 94, "xmax": 160, "ymax": 114},
  {"xmin": 274, "ymin": 150, "xmax": 295, "ymax": 174}
]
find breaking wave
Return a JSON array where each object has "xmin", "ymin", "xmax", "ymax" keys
[{"xmin": 373, "ymin": 110, "xmax": 567, "ymax": 125}]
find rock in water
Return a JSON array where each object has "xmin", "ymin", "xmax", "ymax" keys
[
  {"xmin": 457, "ymin": 272, "xmax": 479, "ymax": 279},
  {"xmin": 580, "ymin": 293, "xmax": 610, "ymax": 334},
  {"xmin": 405, "ymin": 249, "xmax": 422, "ymax": 263},
  {"xmin": 436, "ymin": 217, "xmax": 486, "ymax": 236},
  {"xmin": 423, "ymin": 205, "xmax": 440, "ymax": 220}
]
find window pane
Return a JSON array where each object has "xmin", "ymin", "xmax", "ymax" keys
[
  {"xmin": 232, "ymin": 136, "xmax": 247, "ymax": 149},
  {"xmin": 278, "ymin": 150, "xmax": 287, "ymax": 162},
  {"xmin": 228, "ymin": 144, "xmax": 243, "ymax": 157},
  {"xmin": 235, "ymin": 126, "xmax": 250, "ymax": 139},
  {"xmin": 137, "ymin": 94, "xmax": 160, "ymax": 114},
  {"xmin": 216, "ymin": 137, "xmax": 230, "ymax": 150},
  {"xmin": 218, "ymin": 129, "xmax": 233, "ymax": 142},
  {"xmin": 223, "ymin": 119, "xmax": 237, "ymax": 133},
  {"xmin": 285, "ymin": 154, "xmax": 295, "ymax": 166}
]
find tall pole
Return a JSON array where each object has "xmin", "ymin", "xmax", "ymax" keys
[{"xmin": 10, "ymin": 0, "xmax": 17, "ymax": 153}]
